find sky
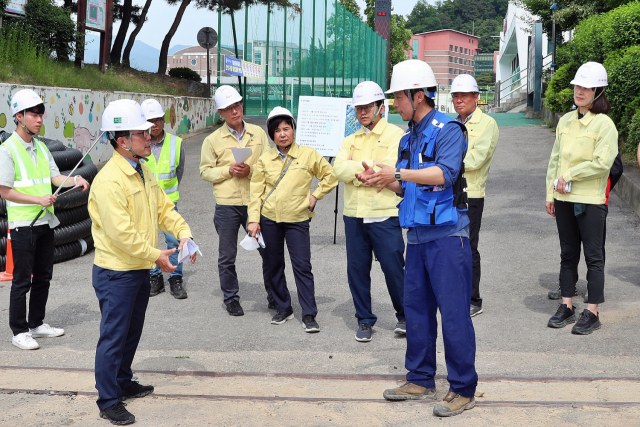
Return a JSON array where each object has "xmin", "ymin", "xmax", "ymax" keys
[{"xmin": 108, "ymin": 0, "xmax": 424, "ymax": 51}]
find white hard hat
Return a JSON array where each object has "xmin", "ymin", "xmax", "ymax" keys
[
  {"xmin": 101, "ymin": 99, "xmax": 153, "ymax": 132},
  {"xmin": 267, "ymin": 106, "xmax": 297, "ymax": 129},
  {"xmin": 141, "ymin": 99, "xmax": 165, "ymax": 120},
  {"xmin": 215, "ymin": 85, "xmax": 243, "ymax": 110},
  {"xmin": 570, "ymin": 62, "xmax": 608, "ymax": 88},
  {"xmin": 450, "ymin": 74, "xmax": 479, "ymax": 94},
  {"xmin": 352, "ymin": 81, "xmax": 386, "ymax": 107},
  {"xmin": 386, "ymin": 59, "xmax": 438, "ymax": 94},
  {"xmin": 11, "ymin": 89, "xmax": 45, "ymax": 116}
]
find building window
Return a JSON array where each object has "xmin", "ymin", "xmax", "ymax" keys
[
  {"xmin": 449, "ymin": 56, "xmax": 453, "ymax": 62},
  {"xmin": 455, "ymin": 46, "xmax": 458, "ymax": 52},
  {"xmin": 449, "ymin": 68, "xmax": 453, "ymax": 74},
  {"xmin": 465, "ymin": 48, "xmax": 468, "ymax": 54},
  {"xmin": 191, "ymin": 59, "xmax": 197, "ymax": 66},
  {"xmin": 255, "ymin": 52, "xmax": 262, "ymax": 65},
  {"xmin": 450, "ymin": 44, "xmax": 453, "ymax": 51},
  {"xmin": 449, "ymin": 79, "xmax": 452, "ymax": 85}
]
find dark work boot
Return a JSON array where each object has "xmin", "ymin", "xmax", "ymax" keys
[
  {"xmin": 547, "ymin": 304, "xmax": 576, "ymax": 328},
  {"xmin": 149, "ymin": 275, "xmax": 165, "ymax": 297},
  {"xmin": 168, "ymin": 276, "xmax": 187, "ymax": 299},
  {"xmin": 99, "ymin": 402, "xmax": 135, "ymax": 425}
]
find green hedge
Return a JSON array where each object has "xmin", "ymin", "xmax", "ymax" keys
[
  {"xmin": 546, "ymin": 1, "xmax": 640, "ymax": 150},
  {"xmin": 168, "ymin": 67, "xmax": 202, "ymax": 82}
]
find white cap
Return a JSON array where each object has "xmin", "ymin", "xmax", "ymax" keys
[
  {"xmin": 214, "ymin": 85, "xmax": 243, "ymax": 110},
  {"xmin": 267, "ymin": 106, "xmax": 297, "ymax": 129},
  {"xmin": 101, "ymin": 99, "xmax": 153, "ymax": 132},
  {"xmin": 570, "ymin": 62, "xmax": 608, "ymax": 88},
  {"xmin": 352, "ymin": 81, "xmax": 386, "ymax": 107},
  {"xmin": 386, "ymin": 60, "xmax": 438, "ymax": 94},
  {"xmin": 450, "ymin": 74, "xmax": 479, "ymax": 94},
  {"xmin": 141, "ymin": 99, "xmax": 165, "ymax": 120},
  {"xmin": 11, "ymin": 89, "xmax": 45, "ymax": 116}
]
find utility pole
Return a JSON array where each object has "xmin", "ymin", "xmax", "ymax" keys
[{"xmin": 550, "ymin": 3, "xmax": 562, "ymax": 78}]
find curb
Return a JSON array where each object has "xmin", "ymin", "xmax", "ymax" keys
[{"xmin": 613, "ymin": 167, "xmax": 640, "ymax": 218}]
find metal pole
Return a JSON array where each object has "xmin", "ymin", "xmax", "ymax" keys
[
  {"xmin": 324, "ymin": 0, "xmax": 328, "ymax": 96},
  {"xmin": 217, "ymin": 9, "xmax": 222, "ymax": 89},
  {"xmin": 283, "ymin": 5, "xmax": 287, "ymax": 107},
  {"xmin": 298, "ymin": 0, "xmax": 303, "ymax": 106},
  {"xmin": 551, "ymin": 17, "xmax": 556, "ymax": 79},
  {"xmin": 231, "ymin": 14, "xmax": 243, "ymax": 98},
  {"xmin": 311, "ymin": 0, "xmax": 316, "ymax": 95},
  {"xmin": 341, "ymin": 7, "xmax": 345, "ymax": 96},
  {"xmin": 207, "ymin": 47, "xmax": 211, "ymax": 97},
  {"xmin": 333, "ymin": 0, "xmax": 337, "ymax": 96},
  {"xmin": 244, "ymin": 6, "xmax": 249, "ymax": 107},
  {"xmin": 265, "ymin": 2, "xmax": 271, "ymax": 114}
]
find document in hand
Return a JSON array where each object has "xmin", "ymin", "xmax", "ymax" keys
[
  {"xmin": 231, "ymin": 147, "xmax": 253, "ymax": 163},
  {"xmin": 239, "ymin": 233, "xmax": 266, "ymax": 251},
  {"xmin": 178, "ymin": 239, "xmax": 203, "ymax": 264}
]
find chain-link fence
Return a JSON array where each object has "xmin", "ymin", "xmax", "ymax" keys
[{"xmin": 215, "ymin": 1, "xmax": 387, "ymax": 115}]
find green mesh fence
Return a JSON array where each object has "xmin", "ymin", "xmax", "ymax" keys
[{"xmin": 216, "ymin": 1, "xmax": 387, "ymax": 115}]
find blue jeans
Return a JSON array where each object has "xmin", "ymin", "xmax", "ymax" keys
[
  {"xmin": 404, "ymin": 236, "xmax": 477, "ymax": 397},
  {"xmin": 150, "ymin": 204, "xmax": 182, "ymax": 278},
  {"xmin": 343, "ymin": 216, "xmax": 405, "ymax": 325}
]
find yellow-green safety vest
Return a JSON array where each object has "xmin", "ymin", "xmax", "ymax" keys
[
  {"xmin": 143, "ymin": 133, "xmax": 182, "ymax": 202},
  {"xmin": 4, "ymin": 135, "xmax": 54, "ymax": 222}
]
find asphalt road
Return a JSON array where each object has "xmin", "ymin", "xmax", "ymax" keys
[{"xmin": 1, "ymin": 118, "xmax": 640, "ymax": 423}]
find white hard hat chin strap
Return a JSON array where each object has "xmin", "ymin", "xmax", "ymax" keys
[
  {"xmin": 18, "ymin": 110, "xmax": 37, "ymax": 137},
  {"xmin": 367, "ymin": 104, "xmax": 384, "ymax": 129},
  {"xmin": 127, "ymin": 131, "xmax": 148, "ymax": 161}
]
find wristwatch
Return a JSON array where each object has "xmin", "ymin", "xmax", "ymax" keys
[
  {"xmin": 73, "ymin": 175, "xmax": 82, "ymax": 185},
  {"xmin": 395, "ymin": 168, "xmax": 402, "ymax": 182}
]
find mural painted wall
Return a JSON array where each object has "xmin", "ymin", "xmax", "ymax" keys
[{"xmin": 0, "ymin": 84, "xmax": 216, "ymax": 165}]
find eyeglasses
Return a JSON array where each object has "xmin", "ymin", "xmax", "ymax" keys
[
  {"xmin": 148, "ymin": 117, "xmax": 164, "ymax": 124},
  {"xmin": 131, "ymin": 130, "xmax": 150, "ymax": 137},
  {"xmin": 355, "ymin": 104, "xmax": 375, "ymax": 114},
  {"xmin": 219, "ymin": 102, "xmax": 243, "ymax": 113}
]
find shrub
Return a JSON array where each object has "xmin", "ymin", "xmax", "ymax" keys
[
  {"xmin": 627, "ymin": 110, "xmax": 640, "ymax": 151},
  {"xmin": 605, "ymin": 45, "xmax": 640, "ymax": 135},
  {"xmin": 168, "ymin": 67, "xmax": 202, "ymax": 82},
  {"xmin": 544, "ymin": 63, "xmax": 579, "ymax": 113}
]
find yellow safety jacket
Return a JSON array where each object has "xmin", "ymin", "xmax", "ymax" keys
[
  {"xmin": 248, "ymin": 142, "xmax": 338, "ymax": 224},
  {"xmin": 143, "ymin": 133, "xmax": 182, "ymax": 203},
  {"xmin": 463, "ymin": 107, "xmax": 499, "ymax": 198},
  {"xmin": 546, "ymin": 110, "xmax": 619, "ymax": 205},
  {"xmin": 89, "ymin": 150, "xmax": 192, "ymax": 271},
  {"xmin": 4, "ymin": 135, "xmax": 54, "ymax": 222},
  {"xmin": 200, "ymin": 123, "xmax": 270, "ymax": 206},
  {"xmin": 334, "ymin": 118, "xmax": 404, "ymax": 218}
]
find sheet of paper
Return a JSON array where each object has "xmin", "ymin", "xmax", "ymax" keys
[
  {"xmin": 178, "ymin": 239, "xmax": 202, "ymax": 263},
  {"xmin": 231, "ymin": 147, "xmax": 253, "ymax": 163},
  {"xmin": 239, "ymin": 232, "xmax": 266, "ymax": 251}
]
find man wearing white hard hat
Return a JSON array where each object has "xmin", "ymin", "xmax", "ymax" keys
[
  {"xmin": 89, "ymin": 99, "xmax": 197, "ymax": 425},
  {"xmin": 200, "ymin": 85, "xmax": 274, "ymax": 316},
  {"xmin": 450, "ymin": 74, "xmax": 499, "ymax": 318},
  {"xmin": 334, "ymin": 81, "xmax": 406, "ymax": 342},
  {"xmin": 362, "ymin": 60, "xmax": 477, "ymax": 417},
  {"xmin": 0, "ymin": 89, "xmax": 90, "ymax": 351},
  {"xmin": 141, "ymin": 99, "xmax": 188, "ymax": 299},
  {"xmin": 545, "ymin": 62, "xmax": 618, "ymax": 335}
]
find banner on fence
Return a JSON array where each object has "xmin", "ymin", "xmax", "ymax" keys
[{"xmin": 224, "ymin": 56, "xmax": 243, "ymax": 76}]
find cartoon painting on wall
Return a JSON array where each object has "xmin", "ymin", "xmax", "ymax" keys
[{"xmin": 0, "ymin": 84, "xmax": 216, "ymax": 166}]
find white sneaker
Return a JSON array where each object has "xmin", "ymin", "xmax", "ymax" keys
[
  {"xmin": 12, "ymin": 332, "xmax": 40, "ymax": 350},
  {"xmin": 29, "ymin": 323, "xmax": 65, "ymax": 338}
]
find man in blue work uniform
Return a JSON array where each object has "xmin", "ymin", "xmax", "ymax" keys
[
  {"xmin": 89, "ymin": 99, "xmax": 197, "ymax": 425},
  {"xmin": 362, "ymin": 60, "xmax": 478, "ymax": 417}
]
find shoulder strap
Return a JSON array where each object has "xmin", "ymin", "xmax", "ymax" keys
[{"xmin": 260, "ymin": 156, "xmax": 295, "ymax": 211}]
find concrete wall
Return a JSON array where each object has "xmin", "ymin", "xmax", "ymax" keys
[{"xmin": 0, "ymin": 84, "xmax": 216, "ymax": 165}]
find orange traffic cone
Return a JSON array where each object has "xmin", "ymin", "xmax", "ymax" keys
[{"xmin": 1, "ymin": 227, "xmax": 13, "ymax": 281}]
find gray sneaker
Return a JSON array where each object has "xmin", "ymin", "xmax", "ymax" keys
[
  {"xmin": 394, "ymin": 320, "xmax": 406, "ymax": 335},
  {"xmin": 355, "ymin": 323, "xmax": 372, "ymax": 342},
  {"xmin": 470, "ymin": 305, "xmax": 483, "ymax": 317}
]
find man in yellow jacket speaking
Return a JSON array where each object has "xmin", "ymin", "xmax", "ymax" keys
[
  {"xmin": 334, "ymin": 81, "xmax": 406, "ymax": 343},
  {"xmin": 451, "ymin": 75, "xmax": 499, "ymax": 317},
  {"xmin": 89, "ymin": 99, "xmax": 196, "ymax": 425}
]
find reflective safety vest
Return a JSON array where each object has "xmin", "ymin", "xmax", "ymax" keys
[
  {"xmin": 4, "ymin": 135, "xmax": 54, "ymax": 222},
  {"xmin": 397, "ymin": 111, "xmax": 468, "ymax": 229},
  {"xmin": 143, "ymin": 133, "xmax": 182, "ymax": 202}
]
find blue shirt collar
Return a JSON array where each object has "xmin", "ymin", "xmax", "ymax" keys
[
  {"xmin": 227, "ymin": 122, "xmax": 246, "ymax": 142},
  {"xmin": 124, "ymin": 156, "xmax": 138, "ymax": 169}
]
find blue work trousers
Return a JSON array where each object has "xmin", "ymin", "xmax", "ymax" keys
[
  {"xmin": 404, "ymin": 236, "xmax": 478, "ymax": 397},
  {"xmin": 150, "ymin": 204, "xmax": 182, "ymax": 278},
  {"xmin": 260, "ymin": 216, "xmax": 317, "ymax": 317},
  {"xmin": 93, "ymin": 266, "xmax": 150, "ymax": 410},
  {"xmin": 343, "ymin": 216, "xmax": 405, "ymax": 325}
]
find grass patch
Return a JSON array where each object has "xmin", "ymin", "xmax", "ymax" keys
[{"xmin": 0, "ymin": 26, "xmax": 194, "ymax": 96}]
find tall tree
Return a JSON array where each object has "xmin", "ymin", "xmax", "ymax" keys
[
  {"xmin": 122, "ymin": 0, "xmax": 153, "ymax": 68},
  {"xmin": 110, "ymin": 0, "xmax": 144, "ymax": 65},
  {"xmin": 339, "ymin": 0, "xmax": 361, "ymax": 20},
  {"xmin": 157, "ymin": 0, "xmax": 193, "ymax": 75}
]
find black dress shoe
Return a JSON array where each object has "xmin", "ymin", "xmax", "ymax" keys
[
  {"xmin": 99, "ymin": 402, "xmax": 135, "ymax": 425},
  {"xmin": 121, "ymin": 380, "xmax": 154, "ymax": 399},
  {"xmin": 572, "ymin": 309, "xmax": 601, "ymax": 335},
  {"xmin": 226, "ymin": 300, "xmax": 244, "ymax": 316},
  {"xmin": 547, "ymin": 304, "xmax": 576, "ymax": 328},
  {"xmin": 149, "ymin": 275, "xmax": 165, "ymax": 297},
  {"xmin": 168, "ymin": 276, "xmax": 187, "ymax": 299}
]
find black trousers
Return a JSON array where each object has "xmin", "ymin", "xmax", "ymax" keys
[
  {"xmin": 554, "ymin": 200, "xmax": 606, "ymax": 304},
  {"xmin": 9, "ymin": 225, "xmax": 55, "ymax": 335},
  {"xmin": 259, "ymin": 216, "xmax": 317, "ymax": 317},
  {"xmin": 468, "ymin": 198, "xmax": 484, "ymax": 308},
  {"xmin": 213, "ymin": 205, "xmax": 274, "ymax": 305}
]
